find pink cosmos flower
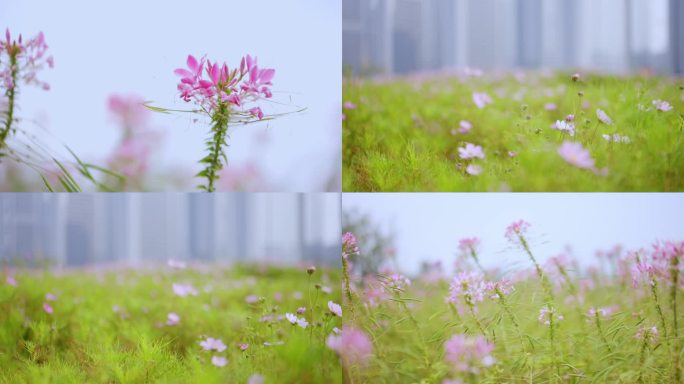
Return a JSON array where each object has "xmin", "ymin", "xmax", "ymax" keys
[
  {"xmin": 459, "ymin": 120, "xmax": 472, "ymax": 134},
  {"xmin": 327, "ymin": 326, "xmax": 373, "ymax": 367},
  {"xmin": 200, "ymin": 337, "xmax": 227, "ymax": 352},
  {"xmin": 328, "ymin": 301, "xmax": 342, "ymax": 317},
  {"xmin": 444, "ymin": 334, "xmax": 496, "ymax": 373},
  {"xmin": 297, "ymin": 307, "xmax": 306, "ymax": 314},
  {"xmin": 557, "ymin": 141, "xmax": 595, "ymax": 169},
  {"xmin": 652, "ymin": 100, "xmax": 673, "ymax": 112},
  {"xmin": 6, "ymin": 275, "xmax": 17, "ymax": 286},
  {"xmin": 466, "ymin": 164, "xmax": 482, "ymax": 175},
  {"xmin": 596, "ymin": 109, "xmax": 612, "ymax": 125},
  {"xmin": 211, "ymin": 356, "xmax": 228, "ymax": 367},
  {"xmin": 343, "ymin": 101, "xmax": 357, "ymax": 110},
  {"xmin": 472, "ymin": 92, "xmax": 493, "ymax": 109},
  {"xmin": 296, "ymin": 318, "xmax": 309, "ymax": 328},
  {"xmin": 458, "ymin": 143, "xmax": 485, "ymax": 160},
  {"xmin": 43, "ymin": 302, "xmax": 53, "ymax": 314},
  {"xmin": 342, "ymin": 232, "xmax": 360, "ymax": 259},
  {"xmin": 538, "ymin": 305, "xmax": 563, "ymax": 326},
  {"xmin": 45, "ymin": 293, "xmax": 57, "ymax": 301},
  {"xmin": 505, "ymin": 220, "xmax": 530, "ymax": 243},
  {"xmin": 552, "ymin": 120, "xmax": 575, "ymax": 136},
  {"xmin": 238, "ymin": 343, "xmax": 249, "ymax": 351},
  {"xmin": 544, "ymin": 103, "xmax": 557, "ymax": 111},
  {"xmin": 166, "ymin": 312, "xmax": 180, "ymax": 326},
  {"xmin": 247, "ymin": 374, "xmax": 265, "ymax": 384}
]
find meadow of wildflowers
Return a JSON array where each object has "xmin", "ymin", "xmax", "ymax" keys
[
  {"xmin": 0, "ymin": 263, "xmax": 342, "ymax": 383},
  {"xmin": 342, "ymin": 70, "xmax": 684, "ymax": 191},
  {"xmin": 339, "ymin": 226, "xmax": 684, "ymax": 383}
]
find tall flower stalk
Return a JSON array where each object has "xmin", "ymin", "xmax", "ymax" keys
[{"xmin": 171, "ymin": 54, "xmax": 275, "ymax": 191}]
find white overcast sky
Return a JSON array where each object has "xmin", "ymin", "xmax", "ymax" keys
[
  {"xmin": 343, "ymin": 193, "xmax": 684, "ymax": 275},
  {"xmin": 1, "ymin": 0, "xmax": 341, "ymax": 191}
]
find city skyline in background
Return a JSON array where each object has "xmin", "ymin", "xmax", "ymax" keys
[
  {"xmin": 344, "ymin": 0, "xmax": 681, "ymax": 75},
  {"xmin": 0, "ymin": 194, "xmax": 340, "ymax": 267}
]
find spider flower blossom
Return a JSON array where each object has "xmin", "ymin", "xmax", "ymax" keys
[
  {"xmin": 557, "ymin": 141, "xmax": 595, "ymax": 169},
  {"xmin": 444, "ymin": 334, "xmax": 496, "ymax": 373},
  {"xmin": 200, "ymin": 337, "xmax": 227, "ymax": 352},
  {"xmin": 174, "ymin": 54, "xmax": 273, "ymax": 117},
  {"xmin": 383, "ymin": 273, "xmax": 411, "ymax": 292},
  {"xmin": 587, "ymin": 305, "xmax": 618, "ymax": 319},
  {"xmin": 447, "ymin": 272, "xmax": 488, "ymax": 307},
  {"xmin": 635, "ymin": 325, "xmax": 659, "ymax": 346},
  {"xmin": 538, "ymin": 305, "xmax": 564, "ymax": 326},
  {"xmin": 0, "ymin": 29, "xmax": 54, "ymax": 91},
  {"xmin": 327, "ymin": 326, "xmax": 373, "ymax": 367},
  {"xmin": 458, "ymin": 143, "xmax": 485, "ymax": 160},
  {"xmin": 505, "ymin": 220, "xmax": 530, "ymax": 243},
  {"xmin": 472, "ymin": 92, "xmax": 493, "ymax": 109},
  {"xmin": 342, "ymin": 232, "xmax": 360, "ymax": 259},
  {"xmin": 458, "ymin": 237, "xmax": 480, "ymax": 253}
]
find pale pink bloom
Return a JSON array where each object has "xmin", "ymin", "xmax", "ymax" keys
[
  {"xmin": 296, "ymin": 318, "xmax": 309, "ymax": 328},
  {"xmin": 552, "ymin": 120, "xmax": 575, "ymax": 136},
  {"xmin": 172, "ymin": 283, "xmax": 198, "ymax": 297},
  {"xmin": 538, "ymin": 305, "xmax": 563, "ymax": 326},
  {"xmin": 285, "ymin": 313, "xmax": 298, "ymax": 324},
  {"xmin": 459, "ymin": 120, "xmax": 472, "ymax": 134},
  {"xmin": 211, "ymin": 356, "xmax": 228, "ymax": 367},
  {"xmin": 557, "ymin": 141, "xmax": 595, "ymax": 169},
  {"xmin": 6, "ymin": 275, "xmax": 17, "ymax": 286},
  {"xmin": 487, "ymin": 280, "xmax": 514, "ymax": 299},
  {"xmin": 635, "ymin": 325, "xmax": 658, "ymax": 346},
  {"xmin": 200, "ymin": 337, "xmax": 227, "ymax": 352},
  {"xmin": 249, "ymin": 107, "xmax": 264, "ymax": 120},
  {"xmin": 45, "ymin": 293, "xmax": 57, "ymax": 301},
  {"xmin": 652, "ymin": 99, "xmax": 673, "ymax": 112},
  {"xmin": 342, "ymin": 232, "xmax": 360, "ymax": 259},
  {"xmin": 245, "ymin": 294, "xmax": 259, "ymax": 304},
  {"xmin": 596, "ymin": 109, "xmax": 612, "ymax": 125},
  {"xmin": 458, "ymin": 143, "xmax": 485, "ymax": 160},
  {"xmin": 297, "ymin": 307, "xmax": 306, "ymax": 314},
  {"xmin": 466, "ymin": 164, "xmax": 482, "ymax": 175},
  {"xmin": 167, "ymin": 259, "xmax": 187, "ymax": 269},
  {"xmin": 247, "ymin": 374, "xmax": 265, "ymax": 384},
  {"xmin": 587, "ymin": 305, "xmax": 618, "ymax": 319},
  {"xmin": 505, "ymin": 220, "xmax": 530, "ymax": 243},
  {"xmin": 166, "ymin": 312, "xmax": 180, "ymax": 326},
  {"xmin": 0, "ymin": 29, "xmax": 52, "ymax": 91},
  {"xmin": 458, "ymin": 237, "xmax": 480, "ymax": 253},
  {"xmin": 383, "ymin": 273, "xmax": 411, "ymax": 292},
  {"xmin": 544, "ymin": 103, "xmax": 557, "ymax": 111},
  {"xmin": 343, "ymin": 101, "xmax": 357, "ymax": 110},
  {"xmin": 328, "ymin": 301, "xmax": 342, "ymax": 317},
  {"xmin": 444, "ymin": 334, "xmax": 496, "ymax": 373},
  {"xmin": 565, "ymin": 114, "xmax": 575, "ymax": 122},
  {"xmin": 321, "ymin": 286, "xmax": 333, "ymax": 294},
  {"xmin": 327, "ymin": 326, "xmax": 373, "ymax": 367},
  {"xmin": 43, "ymin": 302, "xmax": 53, "ymax": 314},
  {"xmin": 238, "ymin": 343, "xmax": 249, "ymax": 351},
  {"xmin": 447, "ymin": 272, "xmax": 488, "ymax": 307},
  {"xmin": 472, "ymin": 92, "xmax": 493, "ymax": 109},
  {"xmin": 508, "ymin": 151, "xmax": 516, "ymax": 157},
  {"xmin": 107, "ymin": 94, "xmax": 149, "ymax": 129}
]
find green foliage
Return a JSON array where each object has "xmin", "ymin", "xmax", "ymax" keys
[
  {"xmin": 0, "ymin": 265, "xmax": 342, "ymax": 383},
  {"xmin": 343, "ymin": 72, "xmax": 684, "ymax": 191}
]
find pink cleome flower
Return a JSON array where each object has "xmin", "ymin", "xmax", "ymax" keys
[
  {"xmin": 174, "ymin": 54, "xmax": 274, "ymax": 118},
  {"xmin": 505, "ymin": 220, "xmax": 530, "ymax": 243},
  {"xmin": 444, "ymin": 334, "xmax": 496, "ymax": 373},
  {"xmin": 557, "ymin": 141, "xmax": 595, "ymax": 169},
  {"xmin": 0, "ymin": 29, "xmax": 53, "ymax": 91},
  {"xmin": 327, "ymin": 326, "xmax": 373, "ymax": 367},
  {"xmin": 538, "ymin": 305, "xmax": 564, "ymax": 326},
  {"xmin": 458, "ymin": 237, "xmax": 480, "ymax": 253},
  {"xmin": 447, "ymin": 271, "xmax": 488, "ymax": 307},
  {"xmin": 635, "ymin": 325, "xmax": 658, "ymax": 346},
  {"xmin": 342, "ymin": 232, "xmax": 360, "ymax": 259}
]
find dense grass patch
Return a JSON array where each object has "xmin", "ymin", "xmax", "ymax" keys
[
  {"xmin": 343, "ymin": 71, "xmax": 684, "ymax": 191},
  {"xmin": 0, "ymin": 264, "xmax": 342, "ymax": 383}
]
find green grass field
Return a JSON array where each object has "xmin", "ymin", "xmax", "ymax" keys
[
  {"xmin": 343, "ymin": 72, "xmax": 684, "ymax": 191},
  {"xmin": 0, "ymin": 264, "xmax": 342, "ymax": 384}
]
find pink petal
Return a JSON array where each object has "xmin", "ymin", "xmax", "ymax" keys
[
  {"xmin": 259, "ymin": 69, "xmax": 275, "ymax": 83},
  {"xmin": 187, "ymin": 55, "xmax": 199, "ymax": 73},
  {"xmin": 174, "ymin": 68, "xmax": 194, "ymax": 78}
]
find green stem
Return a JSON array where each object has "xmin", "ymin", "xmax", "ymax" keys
[
  {"xmin": 670, "ymin": 255, "xmax": 681, "ymax": 383},
  {"xmin": 594, "ymin": 312, "xmax": 612, "ymax": 353},
  {"xmin": 650, "ymin": 279, "xmax": 668, "ymax": 340},
  {"xmin": 341, "ymin": 256, "xmax": 355, "ymax": 320},
  {"xmin": 201, "ymin": 102, "xmax": 230, "ymax": 192},
  {"xmin": 0, "ymin": 51, "xmax": 18, "ymax": 149}
]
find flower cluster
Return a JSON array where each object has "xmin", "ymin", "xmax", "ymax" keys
[
  {"xmin": 444, "ymin": 334, "xmax": 496, "ymax": 373},
  {"xmin": 174, "ymin": 54, "xmax": 273, "ymax": 119},
  {"xmin": 0, "ymin": 29, "xmax": 54, "ymax": 91},
  {"xmin": 458, "ymin": 237, "xmax": 480, "ymax": 254},
  {"xmin": 472, "ymin": 92, "xmax": 493, "ymax": 109},
  {"xmin": 342, "ymin": 232, "xmax": 360, "ymax": 259},
  {"xmin": 285, "ymin": 313, "xmax": 308, "ymax": 328},
  {"xmin": 327, "ymin": 326, "xmax": 373, "ymax": 367},
  {"xmin": 538, "ymin": 305, "xmax": 564, "ymax": 326},
  {"xmin": 505, "ymin": 219, "xmax": 530, "ymax": 244},
  {"xmin": 552, "ymin": 120, "xmax": 575, "ymax": 136},
  {"xmin": 635, "ymin": 325, "xmax": 659, "ymax": 346},
  {"xmin": 382, "ymin": 273, "xmax": 411, "ymax": 292},
  {"xmin": 447, "ymin": 271, "xmax": 488, "ymax": 307}
]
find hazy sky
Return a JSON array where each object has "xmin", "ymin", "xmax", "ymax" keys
[
  {"xmin": 1, "ymin": 0, "xmax": 341, "ymax": 191},
  {"xmin": 343, "ymin": 193, "xmax": 684, "ymax": 275}
]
